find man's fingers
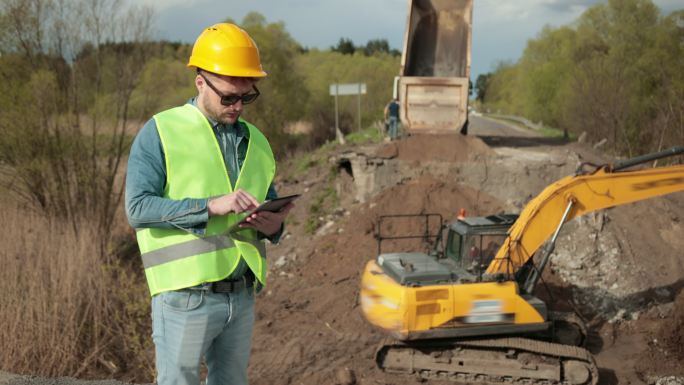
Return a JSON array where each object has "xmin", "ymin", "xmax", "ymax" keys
[
  {"xmin": 245, "ymin": 212, "xmax": 276, "ymax": 230},
  {"xmin": 240, "ymin": 215, "xmax": 266, "ymax": 231},
  {"xmin": 235, "ymin": 189, "xmax": 259, "ymax": 207},
  {"xmin": 232, "ymin": 195, "xmax": 293, "ymax": 236},
  {"xmin": 229, "ymin": 190, "xmax": 257, "ymax": 213},
  {"xmin": 246, "ymin": 216, "xmax": 266, "ymax": 228},
  {"xmin": 235, "ymin": 196, "xmax": 254, "ymax": 212},
  {"xmin": 240, "ymin": 197, "xmax": 258, "ymax": 210}
]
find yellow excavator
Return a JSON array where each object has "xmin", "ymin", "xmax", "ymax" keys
[{"xmin": 360, "ymin": 147, "xmax": 684, "ymax": 385}]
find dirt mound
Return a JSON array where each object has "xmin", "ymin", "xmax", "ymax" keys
[
  {"xmin": 366, "ymin": 175, "xmax": 500, "ymax": 215},
  {"xmin": 669, "ymin": 292, "xmax": 684, "ymax": 359},
  {"xmin": 651, "ymin": 290, "xmax": 684, "ymax": 372},
  {"xmin": 374, "ymin": 133, "xmax": 493, "ymax": 162},
  {"xmin": 613, "ymin": 290, "xmax": 684, "ymax": 383},
  {"xmin": 249, "ymin": 176, "xmax": 504, "ymax": 385},
  {"xmin": 305, "ymin": 176, "xmax": 504, "ymax": 278}
]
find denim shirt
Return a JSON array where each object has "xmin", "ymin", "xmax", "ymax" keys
[{"xmin": 125, "ymin": 99, "xmax": 281, "ymax": 279}]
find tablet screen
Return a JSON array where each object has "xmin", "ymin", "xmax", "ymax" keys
[
  {"xmin": 252, "ymin": 194, "xmax": 300, "ymax": 214},
  {"xmin": 230, "ymin": 194, "xmax": 300, "ymax": 231}
]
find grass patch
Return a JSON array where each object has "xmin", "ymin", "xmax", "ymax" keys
[
  {"xmin": 305, "ymin": 167, "xmax": 339, "ymax": 235},
  {"xmin": 284, "ymin": 126, "xmax": 382, "ymax": 179},
  {"xmin": 295, "ymin": 153, "xmax": 319, "ymax": 174},
  {"xmin": 345, "ymin": 126, "xmax": 384, "ymax": 145},
  {"xmin": 537, "ymin": 125, "xmax": 575, "ymax": 140}
]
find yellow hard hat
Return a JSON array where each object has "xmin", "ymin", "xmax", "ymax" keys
[{"xmin": 187, "ymin": 23, "xmax": 267, "ymax": 78}]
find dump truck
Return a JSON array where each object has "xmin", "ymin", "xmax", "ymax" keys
[
  {"xmin": 360, "ymin": 147, "xmax": 684, "ymax": 385},
  {"xmin": 396, "ymin": 0, "xmax": 473, "ymax": 134}
]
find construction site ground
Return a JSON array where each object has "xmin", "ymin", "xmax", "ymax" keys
[{"xmin": 2, "ymin": 115, "xmax": 683, "ymax": 385}]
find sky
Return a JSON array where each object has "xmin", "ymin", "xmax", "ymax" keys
[{"xmin": 139, "ymin": 0, "xmax": 683, "ymax": 82}]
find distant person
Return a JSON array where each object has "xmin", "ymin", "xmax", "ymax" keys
[
  {"xmin": 384, "ymin": 98, "xmax": 401, "ymax": 140},
  {"xmin": 125, "ymin": 23, "xmax": 293, "ymax": 385}
]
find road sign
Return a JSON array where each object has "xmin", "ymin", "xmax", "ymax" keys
[
  {"xmin": 329, "ymin": 83, "xmax": 367, "ymax": 96},
  {"xmin": 330, "ymin": 83, "xmax": 367, "ymax": 140}
]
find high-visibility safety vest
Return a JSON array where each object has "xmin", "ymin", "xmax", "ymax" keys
[{"xmin": 135, "ymin": 104, "xmax": 275, "ymax": 296}]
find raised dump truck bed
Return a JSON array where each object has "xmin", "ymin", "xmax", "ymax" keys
[{"xmin": 398, "ymin": 0, "xmax": 473, "ymax": 133}]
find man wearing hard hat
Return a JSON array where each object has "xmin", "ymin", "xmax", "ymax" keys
[{"xmin": 125, "ymin": 23, "xmax": 292, "ymax": 385}]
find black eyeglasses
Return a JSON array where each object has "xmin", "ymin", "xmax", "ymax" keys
[{"xmin": 198, "ymin": 72, "xmax": 260, "ymax": 106}]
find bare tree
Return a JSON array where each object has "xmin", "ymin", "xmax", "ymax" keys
[{"xmin": 0, "ymin": 0, "xmax": 154, "ymax": 252}]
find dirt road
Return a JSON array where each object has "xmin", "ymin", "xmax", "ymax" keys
[{"xmin": 469, "ymin": 114, "xmax": 538, "ymax": 137}]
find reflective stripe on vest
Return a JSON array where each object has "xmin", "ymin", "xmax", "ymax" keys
[
  {"xmin": 136, "ymin": 104, "xmax": 275, "ymax": 296},
  {"xmin": 140, "ymin": 233, "xmax": 267, "ymax": 269}
]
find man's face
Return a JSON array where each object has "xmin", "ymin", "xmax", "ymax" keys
[{"xmin": 196, "ymin": 72, "xmax": 256, "ymax": 125}]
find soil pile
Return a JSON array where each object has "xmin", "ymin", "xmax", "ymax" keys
[
  {"xmin": 635, "ymin": 290, "xmax": 684, "ymax": 377},
  {"xmin": 249, "ymin": 176, "xmax": 503, "ymax": 385},
  {"xmin": 374, "ymin": 133, "xmax": 493, "ymax": 162},
  {"xmin": 668, "ymin": 292, "xmax": 684, "ymax": 360}
]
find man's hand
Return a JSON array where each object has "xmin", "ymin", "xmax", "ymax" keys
[
  {"xmin": 239, "ymin": 202, "xmax": 295, "ymax": 236},
  {"xmin": 208, "ymin": 189, "xmax": 259, "ymax": 216}
]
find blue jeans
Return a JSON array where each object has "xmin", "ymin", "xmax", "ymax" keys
[
  {"xmin": 388, "ymin": 116, "xmax": 399, "ymax": 140},
  {"xmin": 151, "ymin": 286, "xmax": 255, "ymax": 385}
]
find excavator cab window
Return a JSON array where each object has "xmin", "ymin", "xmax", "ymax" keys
[
  {"xmin": 446, "ymin": 227, "xmax": 506, "ymax": 281},
  {"xmin": 463, "ymin": 235, "xmax": 503, "ymax": 276},
  {"xmin": 445, "ymin": 229, "xmax": 462, "ymax": 262}
]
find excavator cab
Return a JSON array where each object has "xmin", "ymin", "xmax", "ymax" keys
[
  {"xmin": 443, "ymin": 214, "xmax": 518, "ymax": 281},
  {"xmin": 372, "ymin": 213, "xmax": 519, "ymax": 285}
]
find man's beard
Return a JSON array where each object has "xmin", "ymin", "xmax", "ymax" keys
[{"xmin": 203, "ymin": 98, "xmax": 239, "ymax": 125}]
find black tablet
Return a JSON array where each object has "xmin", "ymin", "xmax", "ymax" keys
[
  {"xmin": 230, "ymin": 194, "xmax": 300, "ymax": 231},
  {"xmin": 250, "ymin": 194, "xmax": 300, "ymax": 214}
]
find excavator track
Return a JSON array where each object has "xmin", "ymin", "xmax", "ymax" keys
[
  {"xmin": 548, "ymin": 311, "xmax": 588, "ymax": 347},
  {"xmin": 377, "ymin": 336, "xmax": 598, "ymax": 385}
]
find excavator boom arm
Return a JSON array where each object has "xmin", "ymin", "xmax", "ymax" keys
[{"xmin": 486, "ymin": 158, "xmax": 684, "ymax": 275}]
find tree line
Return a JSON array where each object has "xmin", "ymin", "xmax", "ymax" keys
[{"xmin": 475, "ymin": 0, "xmax": 683, "ymax": 157}]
